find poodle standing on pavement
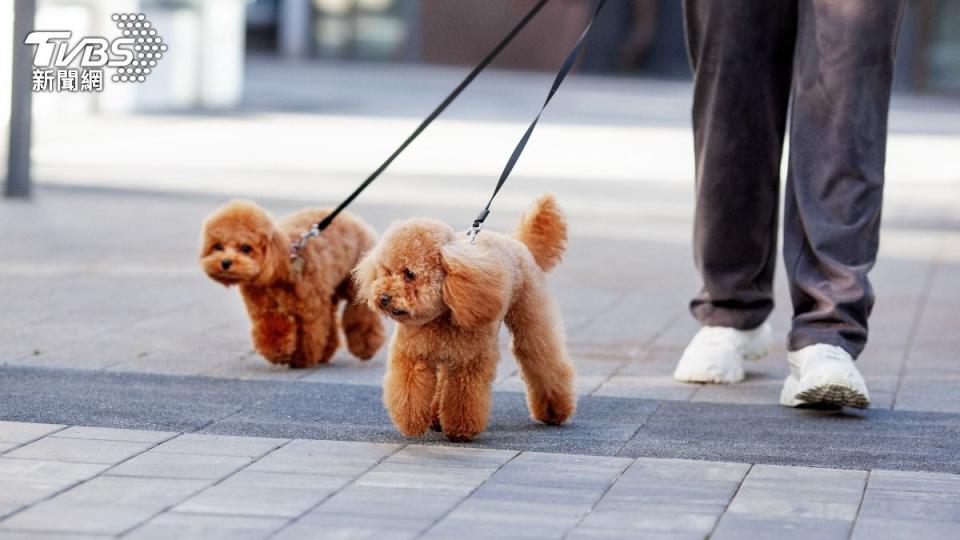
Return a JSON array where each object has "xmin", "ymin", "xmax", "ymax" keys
[
  {"xmin": 353, "ymin": 194, "xmax": 576, "ymax": 442},
  {"xmin": 200, "ymin": 200, "xmax": 385, "ymax": 368}
]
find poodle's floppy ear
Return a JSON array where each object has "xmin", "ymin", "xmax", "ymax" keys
[
  {"xmin": 256, "ymin": 225, "xmax": 291, "ymax": 286},
  {"xmin": 441, "ymin": 243, "xmax": 508, "ymax": 328},
  {"xmin": 351, "ymin": 248, "xmax": 379, "ymax": 306}
]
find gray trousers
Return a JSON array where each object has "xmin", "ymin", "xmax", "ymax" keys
[{"xmin": 683, "ymin": 0, "xmax": 905, "ymax": 358}]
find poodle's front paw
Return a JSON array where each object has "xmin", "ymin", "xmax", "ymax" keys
[
  {"xmin": 345, "ymin": 325, "xmax": 385, "ymax": 361},
  {"xmin": 529, "ymin": 389, "xmax": 576, "ymax": 426},
  {"xmin": 286, "ymin": 355, "xmax": 325, "ymax": 369},
  {"xmin": 343, "ymin": 306, "xmax": 386, "ymax": 361},
  {"xmin": 388, "ymin": 406, "xmax": 433, "ymax": 437},
  {"xmin": 393, "ymin": 417, "xmax": 432, "ymax": 438},
  {"xmin": 440, "ymin": 415, "xmax": 484, "ymax": 443},
  {"xmin": 252, "ymin": 315, "xmax": 297, "ymax": 361},
  {"xmin": 444, "ymin": 429, "xmax": 479, "ymax": 443}
]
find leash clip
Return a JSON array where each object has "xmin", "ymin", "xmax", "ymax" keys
[
  {"xmin": 290, "ymin": 223, "xmax": 322, "ymax": 262},
  {"xmin": 466, "ymin": 221, "xmax": 483, "ymax": 245},
  {"xmin": 467, "ymin": 209, "xmax": 489, "ymax": 245}
]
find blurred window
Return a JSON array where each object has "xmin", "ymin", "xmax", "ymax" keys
[
  {"xmin": 312, "ymin": 0, "xmax": 406, "ymax": 60},
  {"xmin": 925, "ymin": 0, "xmax": 960, "ymax": 92}
]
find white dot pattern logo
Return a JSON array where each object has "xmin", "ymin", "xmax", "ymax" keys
[{"xmin": 111, "ymin": 13, "xmax": 166, "ymax": 84}]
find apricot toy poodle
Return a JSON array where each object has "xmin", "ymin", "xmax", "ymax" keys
[
  {"xmin": 200, "ymin": 200, "xmax": 385, "ymax": 368},
  {"xmin": 353, "ymin": 194, "xmax": 576, "ymax": 442}
]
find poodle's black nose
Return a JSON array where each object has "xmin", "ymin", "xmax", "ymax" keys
[
  {"xmin": 221, "ymin": 259, "xmax": 232, "ymax": 270},
  {"xmin": 379, "ymin": 294, "xmax": 391, "ymax": 307}
]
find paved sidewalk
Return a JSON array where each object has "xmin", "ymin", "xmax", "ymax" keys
[{"xmin": 3, "ymin": 421, "xmax": 959, "ymax": 540}]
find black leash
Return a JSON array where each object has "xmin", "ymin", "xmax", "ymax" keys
[
  {"xmin": 468, "ymin": 0, "xmax": 607, "ymax": 243},
  {"xmin": 290, "ymin": 0, "xmax": 551, "ymax": 263}
]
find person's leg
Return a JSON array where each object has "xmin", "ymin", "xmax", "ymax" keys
[
  {"xmin": 675, "ymin": 0, "xmax": 795, "ymax": 384},
  {"xmin": 781, "ymin": 0, "xmax": 904, "ymax": 407},
  {"xmin": 785, "ymin": 0, "xmax": 904, "ymax": 356},
  {"xmin": 685, "ymin": 0, "xmax": 796, "ymax": 330}
]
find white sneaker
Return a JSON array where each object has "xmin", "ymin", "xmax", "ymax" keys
[
  {"xmin": 780, "ymin": 344, "xmax": 870, "ymax": 408},
  {"xmin": 673, "ymin": 323, "xmax": 773, "ymax": 384}
]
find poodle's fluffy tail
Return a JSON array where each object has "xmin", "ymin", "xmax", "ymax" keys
[{"xmin": 515, "ymin": 194, "xmax": 567, "ymax": 272}]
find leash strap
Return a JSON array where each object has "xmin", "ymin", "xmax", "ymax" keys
[
  {"xmin": 291, "ymin": 0, "xmax": 551, "ymax": 261},
  {"xmin": 468, "ymin": 0, "xmax": 607, "ymax": 243}
]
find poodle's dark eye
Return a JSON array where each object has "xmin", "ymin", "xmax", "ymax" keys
[
  {"xmin": 213, "ymin": 243, "xmax": 224, "ymax": 251},
  {"xmin": 240, "ymin": 244, "xmax": 253, "ymax": 254},
  {"xmin": 404, "ymin": 269, "xmax": 416, "ymax": 281}
]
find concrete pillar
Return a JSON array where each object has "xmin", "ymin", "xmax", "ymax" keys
[
  {"xmin": 199, "ymin": 0, "xmax": 246, "ymax": 108},
  {"xmin": 5, "ymin": 0, "xmax": 35, "ymax": 198},
  {"xmin": 279, "ymin": 0, "xmax": 311, "ymax": 57}
]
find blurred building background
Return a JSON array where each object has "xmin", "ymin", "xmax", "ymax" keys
[
  {"xmin": 254, "ymin": 0, "xmax": 958, "ymax": 92},
  {"xmin": 4, "ymin": 0, "xmax": 959, "ymax": 120}
]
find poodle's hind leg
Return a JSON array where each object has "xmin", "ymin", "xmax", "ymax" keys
[
  {"xmin": 251, "ymin": 312, "xmax": 298, "ymax": 365},
  {"xmin": 440, "ymin": 353, "xmax": 496, "ymax": 442},
  {"xmin": 341, "ymin": 299, "xmax": 386, "ymax": 361},
  {"xmin": 296, "ymin": 298, "xmax": 340, "ymax": 368},
  {"xmin": 505, "ymin": 279, "xmax": 577, "ymax": 426},
  {"xmin": 383, "ymin": 349, "xmax": 437, "ymax": 437}
]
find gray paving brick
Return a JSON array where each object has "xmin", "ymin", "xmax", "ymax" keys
[
  {"xmin": 106, "ymin": 451, "xmax": 252, "ymax": 480},
  {"xmin": 0, "ymin": 476, "xmax": 209, "ymax": 534},
  {"xmin": 5, "ymin": 436, "xmax": 154, "ymax": 465},
  {"xmin": 580, "ymin": 501, "xmax": 728, "ymax": 535},
  {"xmin": 854, "ymin": 470, "xmax": 960, "ymax": 528},
  {"xmin": 151, "ymin": 433, "xmax": 288, "ymax": 458},
  {"xmin": 245, "ymin": 439, "xmax": 398, "ymax": 476},
  {"xmin": 465, "ymin": 482, "xmax": 603, "ymax": 507},
  {"xmin": 568, "ymin": 528, "xmax": 705, "ymax": 540},
  {"xmin": 0, "ymin": 422, "xmax": 64, "ymax": 444},
  {"xmin": 710, "ymin": 464, "xmax": 867, "ymax": 539},
  {"xmin": 605, "ymin": 457, "xmax": 749, "ymax": 503},
  {"xmin": 313, "ymin": 485, "xmax": 458, "ymax": 521},
  {"xmin": 572, "ymin": 458, "xmax": 748, "ymax": 536},
  {"xmin": 293, "ymin": 445, "xmax": 516, "ymax": 536},
  {"xmin": 481, "ymin": 452, "xmax": 629, "ymax": 491},
  {"xmin": 867, "ymin": 469, "xmax": 960, "ymax": 494},
  {"xmin": 125, "ymin": 512, "xmax": 287, "ymax": 540},
  {"xmin": 54, "ymin": 426, "xmax": 176, "ymax": 443},
  {"xmin": 893, "ymin": 377, "xmax": 960, "ymax": 414},
  {"xmin": 174, "ymin": 470, "xmax": 351, "ymax": 517},
  {"xmin": 726, "ymin": 465, "xmax": 867, "ymax": 519},
  {"xmin": 0, "ymin": 458, "xmax": 109, "ymax": 519},
  {"xmin": 382, "ymin": 444, "xmax": 516, "ymax": 470},
  {"xmin": 851, "ymin": 518, "xmax": 960, "ymax": 540},
  {"xmin": 423, "ymin": 452, "xmax": 628, "ymax": 539},
  {"xmin": 712, "ymin": 514, "xmax": 854, "ymax": 540},
  {"xmin": 356, "ymin": 446, "xmax": 517, "ymax": 492},
  {"xmin": 740, "ymin": 463, "xmax": 866, "ymax": 490},
  {"xmin": 0, "ymin": 531, "xmax": 112, "ymax": 540},
  {"xmin": 424, "ymin": 518, "xmax": 569, "ymax": 540},
  {"xmin": 274, "ymin": 512, "xmax": 424, "ymax": 540},
  {"xmin": 857, "ymin": 487, "xmax": 960, "ymax": 522}
]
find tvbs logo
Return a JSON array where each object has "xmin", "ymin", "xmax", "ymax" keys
[{"xmin": 25, "ymin": 13, "xmax": 166, "ymax": 92}]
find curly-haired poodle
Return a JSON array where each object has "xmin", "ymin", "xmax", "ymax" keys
[
  {"xmin": 353, "ymin": 194, "xmax": 576, "ymax": 442},
  {"xmin": 200, "ymin": 200, "xmax": 385, "ymax": 368}
]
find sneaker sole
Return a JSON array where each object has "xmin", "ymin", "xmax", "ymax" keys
[{"xmin": 795, "ymin": 383, "xmax": 870, "ymax": 409}]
